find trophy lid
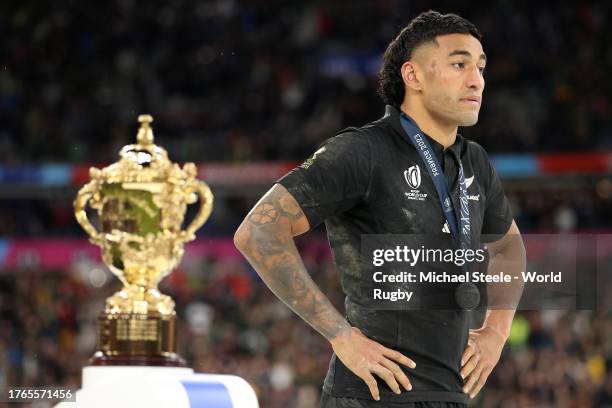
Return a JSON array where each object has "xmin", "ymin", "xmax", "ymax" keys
[
  {"xmin": 119, "ymin": 114, "xmax": 168, "ymax": 169},
  {"xmin": 89, "ymin": 114, "xmax": 195, "ymax": 185}
]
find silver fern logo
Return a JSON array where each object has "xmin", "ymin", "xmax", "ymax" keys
[
  {"xmin": 404, "ymin": 165, "xmax": 421, "ymax": 189},
  {"xmin": 465, "ymin": 175, "xmax": 475, "ymax": 189}
]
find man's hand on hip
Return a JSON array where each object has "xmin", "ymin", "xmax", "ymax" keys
[
  {"xmin": 330, "ymin": 327, "xmax": 416, "ymax": 401},
  {"xmin": 460, "ymin": 326, "xmax": 506, "ymax": 399}
]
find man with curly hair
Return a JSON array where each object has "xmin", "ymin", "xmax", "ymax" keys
[{"xmin": 235, "ymin": 10, "xmax": 525, "ymax": 408}]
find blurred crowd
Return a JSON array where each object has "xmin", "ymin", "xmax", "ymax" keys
[
  {"xmin": 1, "ymin": 0, "xmax": 612, "ymax": 165},
  {"xmin": 1, "ymin": 242, "xmax": 612, "ymax": 408}
]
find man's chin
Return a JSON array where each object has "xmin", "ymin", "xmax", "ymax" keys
[{"xmin": 458, "ymin": 113, "xmax": 479, "ymax": 127}]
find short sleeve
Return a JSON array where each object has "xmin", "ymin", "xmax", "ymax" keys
[
  {"xmin": 481, "ymin": 155, "xmax": 514, "ymax": 236},
  {"xmin": 276, "ymin": 131, "xmax": 371, "ymax": 229}
]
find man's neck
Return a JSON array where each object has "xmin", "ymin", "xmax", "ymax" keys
[{"xmin": 400, "ymin": 102, "xmax": 458, "ymax": 149}]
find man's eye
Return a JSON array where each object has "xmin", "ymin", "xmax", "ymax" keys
[
  {"xmin": 452, "ymin": 62, "xmax": 465, "ymax": 69},
  {"xmin": 478, "ymin": 66, "xmax": 486, "ymax": 74}
]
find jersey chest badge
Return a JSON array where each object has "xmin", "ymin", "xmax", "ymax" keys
[
  {"xmin": 403, "ymin": 165, "xmax": 428, "ymax": 201},
  {"xmin": 465, "ymin": 175, "xmax": 480, "ymax": 201}
]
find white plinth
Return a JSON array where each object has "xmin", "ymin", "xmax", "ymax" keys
[{"xmin": 55, "ymin": 366, "xmax": 259, "ymax": 408}]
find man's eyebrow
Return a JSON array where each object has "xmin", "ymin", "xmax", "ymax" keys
[{"xmin": 448, "ymin": 49, "xmax": 487, "ymax": 62}]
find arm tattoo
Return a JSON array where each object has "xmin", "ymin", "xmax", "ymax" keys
[
  {"xmin": 237, "ymin": 186, "xmax": 350, "ymax": 341},
  {"xmin": 248, "ymin": 203, "xmax": 279, "ymax": 226}
]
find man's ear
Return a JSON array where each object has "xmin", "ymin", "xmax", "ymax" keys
[{"xmin": 401, "ymin": 61, "xmax": 422, "ymax": 92}]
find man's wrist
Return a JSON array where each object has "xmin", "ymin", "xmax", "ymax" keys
[
  {"xmin": 482, "ymin": 322, "xmax": 510, "ymax": 342},
  {"xmin": 328, "ymin": 322, "xmax": 352, "ymax": 345},
  {"xmin": 482, "ymin": 309, "xmax": 514, "ymax": 341}
]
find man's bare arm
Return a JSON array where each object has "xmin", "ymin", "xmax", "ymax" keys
[
  {"xmin": 461, "ymin": 220, "xmax": 526, "ymax": 399},
  {"xmin": 482, "ymin": 220, "xmax": 526, "ymax": 337},
  {"xmin": 234, "ymin": 183, "xmax": 416, "ymax": 400},
  {"xmin": 233, "ymin": 183, "xmax": 351, "ymax": 340}
]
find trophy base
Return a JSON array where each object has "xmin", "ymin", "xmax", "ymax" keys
[
  {"xmin": 90, "ymin": 351, "xmax": 186, "ymax": 367},
  {"xmin": 92, "ymin": 313, "xmax": 185, "ymax": 367}
]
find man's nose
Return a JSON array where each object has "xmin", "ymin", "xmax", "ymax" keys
[{"xmin": 466, "ymin": 67, "xmax": 483, "ymax": 90}]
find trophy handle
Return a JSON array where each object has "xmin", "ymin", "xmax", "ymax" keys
[
  {"xmin": 182, "ymin": 181, "xmax": 214, "ymax": 242},
  {"xmin": 74, "ymin": 181, "xmax": 103, "ymax": 243}
]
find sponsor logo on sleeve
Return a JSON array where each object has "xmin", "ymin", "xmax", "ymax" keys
[{"xmin": 299, "ymin": 146, "xmax": 327, "ymax": 170}]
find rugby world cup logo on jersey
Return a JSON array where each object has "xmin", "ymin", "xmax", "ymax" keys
[
  {"xmin": 405, "ymin": 165, "xmax": 421, "ymax": 189},
  {"xmin": 403, "ymin": 165, "xmax": 427, "ymax": 201}
]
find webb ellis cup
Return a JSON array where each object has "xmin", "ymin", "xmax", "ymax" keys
[{"xmin": 73, "ymin": 115, "xmax": 213, "ymax": 366}]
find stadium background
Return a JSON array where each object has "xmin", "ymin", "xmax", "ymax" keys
[{"xmin": 1, "ymin": 0, "xmax": 612, "ymax": 407}]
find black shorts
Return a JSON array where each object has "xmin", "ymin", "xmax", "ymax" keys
[{"xmin": 320, "ymin": 391, "xmax": 468, "ymax": 408}]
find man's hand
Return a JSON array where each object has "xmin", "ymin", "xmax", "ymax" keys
[
  {"xmin": 460, "ymin": 326, "xmax": 506, "ymax": 399},
  {"xmin": 330, "ymin": 327, "xmax": 416, "ymax": 401}
]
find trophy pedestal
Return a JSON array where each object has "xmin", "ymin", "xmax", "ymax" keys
[
  {"xmin": 54, "ymin": 366, "xmax": 259, "ymax": 408},
  {"xmin": 91, "ymin": 313, "xmax": 186, "ymax": 367}
]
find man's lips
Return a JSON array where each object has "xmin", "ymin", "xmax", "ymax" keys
[{"xmin": 460, "ymin": 96, "xmax": 481, "ymax": 105}]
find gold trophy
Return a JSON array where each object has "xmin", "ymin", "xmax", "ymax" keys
[{"xmin": 74, "ymin": 115, "xmax": 213, "ymax": 366}]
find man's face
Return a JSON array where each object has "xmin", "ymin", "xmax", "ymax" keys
[{"xmin": 411, "ymin": 33, "xmax": 486, "ymax": 127}]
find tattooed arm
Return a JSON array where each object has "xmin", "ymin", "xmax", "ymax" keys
[
  {"xmin": 233, "ymin": 183, "xmax": 350, "ymax": 340},
  {"xmin": 234, "ymin": 183, "xmax": 416, "ymax": 400}
]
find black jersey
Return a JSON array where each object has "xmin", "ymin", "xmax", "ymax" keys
[{"xmin": 277, "ymin": 105, "xmax": 513, "ymax": 403}]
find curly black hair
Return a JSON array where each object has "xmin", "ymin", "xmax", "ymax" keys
[{"xmin": 377, "ymin": 10, "xmax": 482, "ymax": 107}]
